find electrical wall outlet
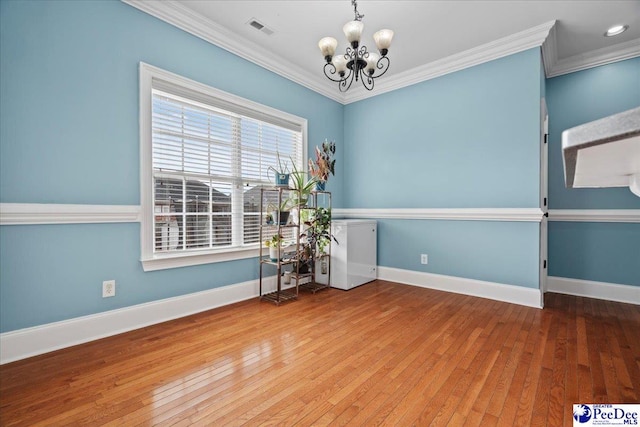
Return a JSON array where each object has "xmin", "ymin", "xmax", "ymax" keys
[
  {"xmin": 421, "ymin": 254, "xmax": 428, "ymax": 265},
  {"xmin": 102, "ymin": 280, "xmax": 116, "ymax": 298}
]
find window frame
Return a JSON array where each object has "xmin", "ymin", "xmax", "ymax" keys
[{"xmin": 139, "ymin": 63, "xmax": 307, "ymax": 271}]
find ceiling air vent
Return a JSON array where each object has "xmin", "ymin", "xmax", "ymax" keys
[{"xmin": 247, "ymin": 18, "xmax": 274, "ymax": 36}]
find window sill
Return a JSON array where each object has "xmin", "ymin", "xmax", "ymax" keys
[{"xmin": 141, "ymin": 246, "xmax": 260, "ymax": 272}]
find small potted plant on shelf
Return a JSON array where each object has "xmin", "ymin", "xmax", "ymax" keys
[
  {"xmin": 265, "ymin": 234, "xmax": 284, "ymax": 261},
  {"xmin": 312, "ymin": 207, "xmax": 334, "ymax": 275},
  {"xmin": 308, "ymin": 207, "xmax": 334, "ymax": 254},
  {"xmin": 289, "ymin": 159, "xmax": 317, "ymax": 207},
  {"xmin": 292, "ymin": 243, "xmax": 314, "ymax": 274},
  {"xmin": 296, "ymin": 207, "xmax": 336, "ymax": 274},
  {"xmin": 288, "ymin": 159, "xmax": 317, "ymax": 225},
  {"xmin": 268, "ymin": 152, "xmax": 290, "ymax": 187},
  {"xmin": 267, "ymin": 198, "xmax": 291, "ymax": 225},
  {"xmin": 308, "ymin": 140, "xmax": 336, "ymax": 191}
]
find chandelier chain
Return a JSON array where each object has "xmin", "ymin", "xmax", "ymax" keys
[{"xmin": 351, "ymin": 0, "xmax": 364, "ymax": 21}]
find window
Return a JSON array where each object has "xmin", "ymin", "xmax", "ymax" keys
[{"xmin": 139, "ymin": 63, "xmax": 307, "ymax": 271}]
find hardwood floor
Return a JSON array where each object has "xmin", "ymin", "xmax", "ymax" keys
[{"xmin": 1, "ymin": 281, "xmax": 639, "ymax": 426}]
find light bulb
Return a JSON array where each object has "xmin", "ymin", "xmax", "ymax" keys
[
  {"xmin": 318, "ymin": 37, "xmax": 338, "ymax": 58},
  {"xmin": 343, "ymin": 20, "xmax": 364, "ymax": 44},
  {"xmin": 332, "ymin": 55, "xmax": 348, "ymax": 75},
  {"xmin": 366, "ymin": 52, "xmax": 380, "ymax": 74},
  {"xmin": 373, "ymin": 29, "xmax": 394, "ymax": 55}
]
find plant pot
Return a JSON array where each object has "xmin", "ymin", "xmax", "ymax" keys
[
  {"xmin": 272, "ymin": 210, "xmax": 290, "ymax": 225},
  {"xmin": 296, "ymin": 262, "xmax": 310, "ymax": 274},
  {"xmin": 316, "ymin": 181, "xmax": 326, "ymax": 191},
  {"xmin": 269, "ymin": 246, "xmax": 280, "ymax": 262},
  {"xmin": 274, "ymin": 172, "xmax": 290, "ymax": 187}
]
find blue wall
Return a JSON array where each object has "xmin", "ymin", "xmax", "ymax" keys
[
  {"xmin": 546, "ymin": 57, "xmax": 640, "ymax": 210},
  {"xmin": 0, "ymin": 0, "xmax": 344, "ymax": 332},
  {"xmin": 3, "ymin": 0, "xmax": 635, "ymax": 335},
  {"xmin": 378, "ymin": 220, "xmax": 540, "ymax": 288},
  {"xmin": 548, "ymin": 222, "xmax": 640, "ymax": 285},
  {"xmin": 546, "ymin": 57, "xmax": 640, "ymax": 286},
  {"xmin": 343, "ymin": 49, "xmax": 543, "ymax": 288},
  {"xmin": 344, "ymin": 48, "xmax": 542, "ymax": 209}
]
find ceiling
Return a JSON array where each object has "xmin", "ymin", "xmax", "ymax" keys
[{"xmin": 125, "ymin": 1, "xmax": 640, "ymax": 103}]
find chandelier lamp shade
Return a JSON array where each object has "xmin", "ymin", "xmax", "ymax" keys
[{"xmin": 318, "ymin": 0, "xmax": 393, "ymax": 92}]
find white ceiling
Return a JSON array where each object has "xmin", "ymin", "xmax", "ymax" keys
[{"xmin": 126, "ymin": 1, "xmax": 640, "ymax": 103}]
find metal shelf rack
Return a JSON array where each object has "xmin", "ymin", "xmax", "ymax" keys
[{"xmin": 258, "ymin": 187, "xmax": 332, "ymax": 304}]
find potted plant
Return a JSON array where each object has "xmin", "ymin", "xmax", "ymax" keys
[
  {"xmin": 268, "ymin": 152, "xmax": 291, "ymax": 187},
  {"xmin": 311, "ymin": 207, "xmax": 334, "ymax": 275},
  {"xmin": 308, "ymin": 140, "xmax": 336, "ymax": 191},
  {"xmin": 287, "ymin": 159, "xmax": 317, "ymax": 225},
  {"xmin": 307, "ymin": 207, "xmax": 334, "ymax": 255},
  {"xmin": 265, "ymin": 234, "xmax": 284, "ymax": 261},
  {"xmin": 296, "ymin": 207, "xmax": 336, "ymax": 274},
  {"xmin": 292, "ymin": 243, "xmax": 314, "ymax": 274},
  {"xmin": 265, "ymin": 212, "xmax": 274, "ymax": 225},
  {"xmin": 267, "ymin": 198, "xmax": 291, "ymax": 225}
]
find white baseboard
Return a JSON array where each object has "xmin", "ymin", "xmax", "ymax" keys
[
  {"xmin": 547, "ymin": 276, "xmax": 640, "ymax": 305},
  {"xmin": 378, "ymin": 266, "xmax": 543, "ymax": 309},
  {"xmin": 0, "ymin": 276, "xmax": 283, "ymax": 365},
  {"xmin": 16, "ymin": 273, "xmax": 633, "ymax": 364}
]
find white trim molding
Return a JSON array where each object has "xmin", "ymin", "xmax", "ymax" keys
[
  {"xmin": 123, "ymin": 0, "xmax": 342, "ymax": 103},
  {"xmin": 548, "ymin": 209, "xmax": 640, "ymax": 223},
  {"xmin": 333, "ymin": 208, "xmax": 544, "ymax": 222},
  {"xmin": 122, "ymin": 0, "xmax": 554, "ymax": 105},
  {"xmin": 141, "ymin": 247, "xmax": 260, "ymax": 272},
  {"xmin": 544, "ymin": 36, "xmax": 640, "ymax": 78},
  {"xmin": 138, "ymin": 62, "xmax": 308, "ymax": 271},
  {"xmin": 547, "ymin": 276, "xmax": 640, "ymax": 305},
  {"xmin": 8, "ymin": 206, "xmax": 636, "ymax": 225},
  {"xmin": 0, "ymin": 203, "xmax": 140, "ymax": 225},
  {"xmin": 121, "ymin": 1, "xmax": 640, "ymax": 101},
  {"xmin": 0, "ymin": 277, "xmax": 281, "ymax": 364},
  {"xmin": 343, "ymin": 21, "xmax": 556, "ymax": 104},
  {"xmin": 378, "ymin": 266, "xmax": 542, "ymax": 309}
]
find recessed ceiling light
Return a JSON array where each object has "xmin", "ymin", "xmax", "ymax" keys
[{"xmin": 604, "ymin": 24, "xmax": 629, "ymax": 37}]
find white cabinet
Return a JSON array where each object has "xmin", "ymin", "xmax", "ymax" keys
[{"xmin": 318, "ymin": 219, "xmax": 377, "ymax": 290}]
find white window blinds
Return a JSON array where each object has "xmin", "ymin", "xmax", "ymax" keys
[{"xmin": 151, "ymin": 89, "xmax": 303, "ymax": 254}]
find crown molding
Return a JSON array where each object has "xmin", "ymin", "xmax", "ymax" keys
[
  {"xmin": 123, "ymin": 1, "xmax": 558, "ymax": 105},
  {"xmin": 543, "ymin": 37, "xmax": 640, "ymax": 78},
  {"xmin": 122, "ymin": 0, "xmax": 343, "ymax": 103},
  {"xmin": 343, "ymin": 21, "xmax": 556, "ymax": 104},
  {"xmin": 541, "ymin": 22, "xmax": 558, "ymax": 77},
  {"xmin": 121, "ymin": 1, "xmax": 637, "ymax": 103}
]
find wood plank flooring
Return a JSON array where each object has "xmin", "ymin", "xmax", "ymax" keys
[{"xmin": 1, "ymin": 281, "xmax": 639, "ymax": 426}]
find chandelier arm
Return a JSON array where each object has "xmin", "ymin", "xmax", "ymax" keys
[
  {"xmin": 323, "ymin": 62, "xmax": 347, "ymax": 83},
  {"xmin": 361, "ymin": 68, "xmax": 374, "ymax": 91},
  {"xmin": 345, "ymin": 46, "xmax": 356, "ymax": 59},
  {"xmin": 339, "ymin": 68, "xmax": 356, "ymax": 92},
  {"xmin": 371, "ymin": 55, "xmax": 391, "ymax": 79}
]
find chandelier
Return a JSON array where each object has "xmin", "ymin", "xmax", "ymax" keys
[{"xmin": 318, "ymin": 0, "xmax": 394, "ymax": 92}]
